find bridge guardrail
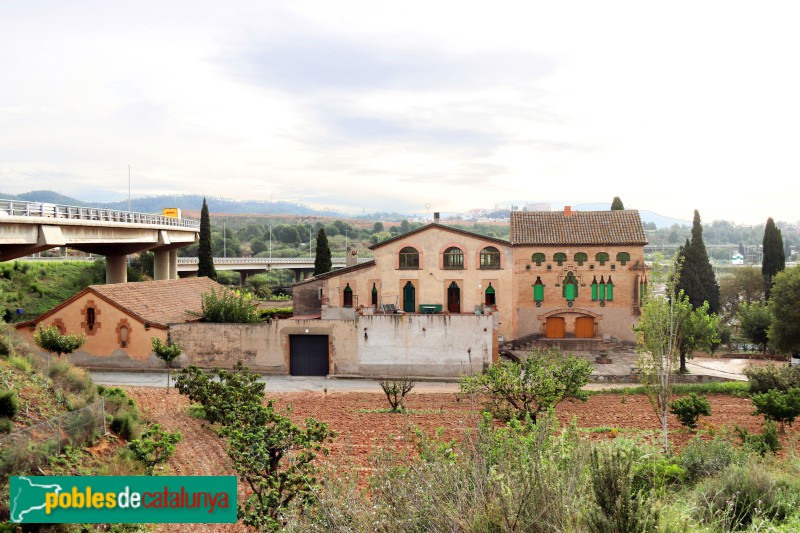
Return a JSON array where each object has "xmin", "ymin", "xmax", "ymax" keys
[
  {"xmin": 177, "ymin": 257, "xmax": 373, "ymax": 264},
  {"xmin": 0, "ymin": 199, "xmax": 199, "ymax": 229}
]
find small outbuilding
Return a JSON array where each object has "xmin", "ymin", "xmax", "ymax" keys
[{"xmin": 16, "ymin": 277, "xmax": 222, "ymax": 368}]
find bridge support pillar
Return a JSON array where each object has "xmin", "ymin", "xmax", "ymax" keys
[
  {"xmin": 105, "ymin": 255, "xmax": 127, "ymax": 284},
  {"xmin": 169, "ymin": 250, "xmax": 178, "ymax": 280},
  {"xmin": 239, "ymin": 271, "xmax": 251, "ymax": 286},
  {"xmin": 153, "ymin": 250, "xmax": 170, "ymax": 281}
]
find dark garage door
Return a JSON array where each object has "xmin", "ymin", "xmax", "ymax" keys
[{"xmin": 289, "ymin": 335, "xmax": 329, "ymax": 376}]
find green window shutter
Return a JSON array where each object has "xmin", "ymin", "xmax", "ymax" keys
[
  {"xmin": 565, "ymin": 283, "xmax": 575, "ymax": 300},
  {"xmin": 591, "ymin": 277, "xmax": 598, "ymax": 301},
  {"xmin": 606, "ymin": 277, "xmax": 614, "ymax": 301},
  {"xmin": 533, "ymin": 283, "xmax": 544, "ymax": 302}
]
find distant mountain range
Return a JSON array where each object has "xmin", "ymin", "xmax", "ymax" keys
[
  {"xmin": 0, "ymin": 190, "xmax": 344, "ymax": 217},
  {"xmin": 1, "ymin": 191, "xmax": 692, "ymax": 228}
]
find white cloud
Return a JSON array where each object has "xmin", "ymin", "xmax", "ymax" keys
[{"xmin": 0, "ymin": 1, "xmax": 799, "ymax": 225}]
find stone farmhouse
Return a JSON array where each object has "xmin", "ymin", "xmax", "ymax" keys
[{"xmin": 17, "ymin": 208, "xmax": 647, "ymax": 378}]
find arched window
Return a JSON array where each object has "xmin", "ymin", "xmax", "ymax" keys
[
  {"xmin": 595, "ymin": 252, "xmax": 609, "ymax": 266},
  {"xmin": 447, "ymin": 281, "xmax": 461, "ymax": 313},
  {"xmin": 371, "ymin": 283, "xmax": 378, "ymax": 306},
  {"xmin": 554, "ymin": 252, "xmax": 567, "ymax": 266},
  {"xmin": 574, "ymin": 252, "xmax": 588, "ymax": 266},
  {"xmin": 403, "ymin": 281, "xmax": 415, "ymax": 312},
  {"xmin": 533, "ymin": 276, "xmax": 545, "ymax": 302},
  {"xmin": 606, "ymin": 276, "xmax": 614, "ymax": 301},
  {"xmin": 443, "ymin": 247, "xmax": 464, "ymax": 269},
  {"xmin": 343, "ymin": 283, "xmax": 353, "ymax": 307},
  {"xmin": 591, "ymin": 276, "xmax": 599, "ymax": 301},
  {"xmin": 480, "ymin": 247, "xmax": 501, "ymax": 269},
  {"xmin": 399, "ymin": 247, "xmax": 419, "ymax": 269},
  {"xmin": 616, "ymin": 252, "xmax": 630, "ymax": 265},
  {"xmin": 485, "ymin": 283, "xmax": 496, "ymax": 306},
  {"xmin": 119, "ymin": 326, "xmax": 129, "ymax": 348},
  {"xmin": 563, "ymin": 272, "xmax": 578, "ymax": 300},
  {"xmin": 532, "ymin": 253, "xmax": 546, "ymax": 266},
  {"xmin": 87, "ymin": 307, "xmax": 96, "ymax": 331}
]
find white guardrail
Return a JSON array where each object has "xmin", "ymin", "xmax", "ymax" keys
[
  {"xmin": 0, "ymin": 199, "xmax": 200, "ymax": 229},
  {"xmin": 177, "ymin": 257, "xmax": 373, "ymax": 264}
]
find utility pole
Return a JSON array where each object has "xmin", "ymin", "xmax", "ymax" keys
[
  {"xmin": 223, "ymin": 218, "xmax": 227, "ymax": 258},
  {"xmin": 269, "ymin": 224, "xmax": 272, "ymax": 261},
  {"xmin": 128, "ymin": 164, "xmax": 131, "ymax": 212},
  {"xmin": 309, "ymin": 228, "xmax": 312, "ymax": 258}
]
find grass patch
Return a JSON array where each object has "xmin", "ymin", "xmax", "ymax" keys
[
  {"xmin": 184, "ymin": 403, "xmax": 207, "ymax": 419},
  {"xmin": 590, "ymin": 381, "xmax": 750, "ymax": 397}
]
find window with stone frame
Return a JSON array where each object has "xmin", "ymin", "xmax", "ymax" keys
[
  {"xmin": 574, "ymin": 252, "xmax": 588, "ymax": 266},
  {"xmin": 616, "ymin": 252, "xmax": 630, "ymax": 265},
  {"xmin": 399, "ymin": 247, "xmax": 420, "ymax": 269},
  {"xmin": 533, "ymin": 276, "xmax": 545, "ymax": 301},
  {"xmin": 480, "ymin": 246, "xmax": 501, "ymax": 269},
  {"xmin": 562, "ymin": 272, "xmax": 578, "ymax": 300},
  {"xmin": 595, "ymin": 252, "xmax": 609, "ymax": 266},
  {"xmin": 443, "ymin": 247, "xmax": 464, "ymax": 269},
  {"xmin": 532, "ymin": 253, "xmax": 546, "ymax": 266},
  {"xmin": 554, "ymin": 252, "xmax": 567, "ymax": 266},
  {"xmin": 343, "ymin": 283, "xmax": 353, "ymax": 307}
]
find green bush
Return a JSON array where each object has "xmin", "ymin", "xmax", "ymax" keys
[
  {"xmin": 128, "ymin": 424, "xmax": 182, "ymax": 475},
  {"xmin": 257, "ymin": 307, "xmax": 293, "ymax": 320},
  {"xmin": 200, "ymin": 287, "xmax": 262, "ymax": 323},
  {"xmin": 744, "ymin": 364, "xmax": 800, "ymax": 394},
  {"xmin": 735, "ymin": 421, "xmax": 782, "ymax": 456},
  {"xmin": 0, "ymin": 390, "xmax": 19, "ymax": 419},
  {"xmin": 0, "ymin": 418, "xmax": 12, "ymax": 434},
  {"xmin": 8, "ymin": 355, "xmax": 31, "ymax": 373},
  {"xmin": 586, "ymin": 447, "xmax": 659, "ymax": 533},
  {"xmin": 751, "ymin": 388, "xmax": 800, "ymax": 426},
  {"xmin": 461, "ymin": 347, "xmax": 592, "ymax": 422},
  {"xmin": 48, "ymin": 358, "xmax": 71, "ymax": 378},
  {"xmin": 631, "ymin": 456, "xmax": 686, "ymax": 493},
  {"xmin": 695, "ymin": 463, "xmax": 799, "ymax": 531},
  {"xmin": 679, "ymin": 436, "xmax": 740, "ymax": 482},
  {"xmin": 669, "ymin": 393, "xmax": 712, "ymax": 430}
]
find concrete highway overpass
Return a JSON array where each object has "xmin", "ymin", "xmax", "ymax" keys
[
  {"xmin": 177, "ymin": 256, "xmax": 373, "ymax": 283},
  {"xmin": 0, "ymin": 199, "xmax": 199, "ymax": 283}
]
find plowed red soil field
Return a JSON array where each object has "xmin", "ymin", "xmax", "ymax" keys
[{"xmin": 124, "ymin": 387, "xmax": 797, "ymax": 533}]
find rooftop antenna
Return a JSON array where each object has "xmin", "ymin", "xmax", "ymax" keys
[{"xmin": 128, "ymin": 164, "xmax": 131, "ymax": 212}]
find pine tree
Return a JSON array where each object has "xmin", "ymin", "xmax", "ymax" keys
[
  {"xmin": 610, "ymin": 196, "xmax": 625, "ymax": 210},
  {"xmin": 676, "ymin": 210, "xmax": 719, "ymax": 314},
  {"xmin": 197, "ymin": 197, "xmax": 216, "ymax": 280},
  {"xmin": 314, "ymin": 228, "xmax": 332, "ymax": 276},
  {"xmin": 762, "ymin": 217, "xmax": 785, "ymax": 298}
]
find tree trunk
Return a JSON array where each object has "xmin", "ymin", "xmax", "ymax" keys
[{"xmin": 679, "ymin": 353, "xmax": 687, "ymax": 373}]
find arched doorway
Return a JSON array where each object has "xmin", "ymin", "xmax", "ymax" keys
[
  {"xmin": 447, "ymin": 281, "xmax": 461, "ymax": 313},
  {"xmin": 402, "ymin": 281, "xmax": 416, "ymax": 312},
  {"xmin": 575, "ymin": 316, "xmax": 595, "ymax": 338},
  {"xmin": 546, "ymin": 317, "xmax": 565, "ymax": 338}
]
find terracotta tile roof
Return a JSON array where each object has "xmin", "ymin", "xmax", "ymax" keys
[
  {"xmin": 293, "ymin": 260, "xmax": 377, "ymax": 286},
  {"xmin": 89, "ymin": 277, "xmax": 223, "ymax": 327},
  {"xmin": 510, "ymin": 210, "xmax": 648, "ymax": 245}
]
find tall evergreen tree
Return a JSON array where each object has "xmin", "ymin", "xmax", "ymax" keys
[
  {"xmin": 314, "ymin": 228, "xmax": 332, "ymax": 276},
  {"xmin": 676, "ymin": 210, "xmax": 719, "ymax": 314},
  {"xmin": 762, "ymin": 217, "xmax": 785, "ymax": 298},
  {"xmin": 610, "ymin": 196, "xmax": 625, "ymax": 210},
  {"xmin": 197, "ymin": 197, "xmax": 216, "ymax": 280},
  {"xmin": 738, "ymin": 242, "xmax": 745, "ymax": 256}
]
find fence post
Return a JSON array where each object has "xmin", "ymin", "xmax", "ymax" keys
[{"xmin": 101, "ymin": 397, "xmax": 107, "ymax": 435}]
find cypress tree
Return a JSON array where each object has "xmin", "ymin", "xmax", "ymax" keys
[
  {"xmin": 762, "ymin": 217, "xmax": 785, "ymax": 298},
  {"xmin": 314, "ymin": 228, "xmax": 332, "ymax": 276},
  {"xmin": 738, "ymin": 242, "xmax": 745, "ymax": 257},
  {"xmin": 676, "ymin": 210, "xmax": 719, "ymax": 314},
  {"xmin": 610, "ymin": 196, "xmax": 625, "ymax": 210},
  {"xmin": 197, "ymin": 197, "xmax": 216, "ymax": 280}
]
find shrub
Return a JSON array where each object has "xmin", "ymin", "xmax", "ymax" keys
[
  {"xmin": 735, "ymin": 421, "xmax": 782, "ymax": 456},
  {"xmin": 586, "ymin": 447, "xmax": 659, "ymax": 533},
  {"xmin": 99, "ymin": 387, "xmax": 138, "ymax": 416},
  {"xmin": 631, "ymin": 456, "xmax": 686, "ymax": 493},
  {"xmin": 679, "ymin": 436, "xmax": 740, "ymax": 482},
  {"xmin": 34, "ymin": 325, "xmax": 85, "ymax": 357},
  {"xmin": 751, "ymin": 388, "xmax": 800, "ymax": 427},
  {"xmin": 695, "ymin": 463, "xmax": 799, "ymax": 531},
  {"xmin": 128, "ymin": 424, "xmax": 182, "ymax": 475},
  {"xmin": 48, "ymin": 358, "xmax": 70, "ymax": 378},
  {"xmin": 110, "ymin": 412, "xmax": 140, "ymax": 441},
  {"xmin": 669, "ymin": 393, "xmax": 712, "ymax": 430},
  {"xmin": 0, "ymin": 418, "xmax": 12, "ymax": 434},
  {"xmin": 55, "ymin": 366, "xmax": 93, "ymax": 394},
  {"xmin": 0, "ymin": 390, "xmax": 19, "ymax": 419},
  {"xmin": 743, "ymin": 363, "xmax": 800, "ymax": 394},
  {"xmin": 200, "ymin": 287, "xmax": 261, "ymax": 323},
  {"xmin": 8, "ymin": 355, "xmax": 31, "ymax": 373},
  {"xmin": 379, "ymin": 379, "xmax": 415, "ymax": 412},
  {"xmin": 461, "ymin": 347, "xmax": 592, "ymax": 422},
  {"xmin": 258, "ymin": 307, "xmax": 293, "ymax": 320}
]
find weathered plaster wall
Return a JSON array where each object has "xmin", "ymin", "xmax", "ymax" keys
[
  {"xmin": 356, "ymin": 314, "xmax": 493, "ymax": 378},
  {"xmin": 16, "ymin": 294, "xmax": 167, "ymax": 366}
]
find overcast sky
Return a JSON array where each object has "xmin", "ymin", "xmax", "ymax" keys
[{"xmin": 1, "ymin": 1, "xmax": 799, "ymax": 225}]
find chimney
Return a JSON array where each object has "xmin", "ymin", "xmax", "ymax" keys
[
  {"xmin": 563, "ymin": 206, "xmax": 572, "ymax": 216},
  {"xmin": 434, "ymin": 212, "xmax": 440, "ymax": 224},
  {"xmin": 346, "ymin": 246, "xmax": 357, "ymax": 267}
]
